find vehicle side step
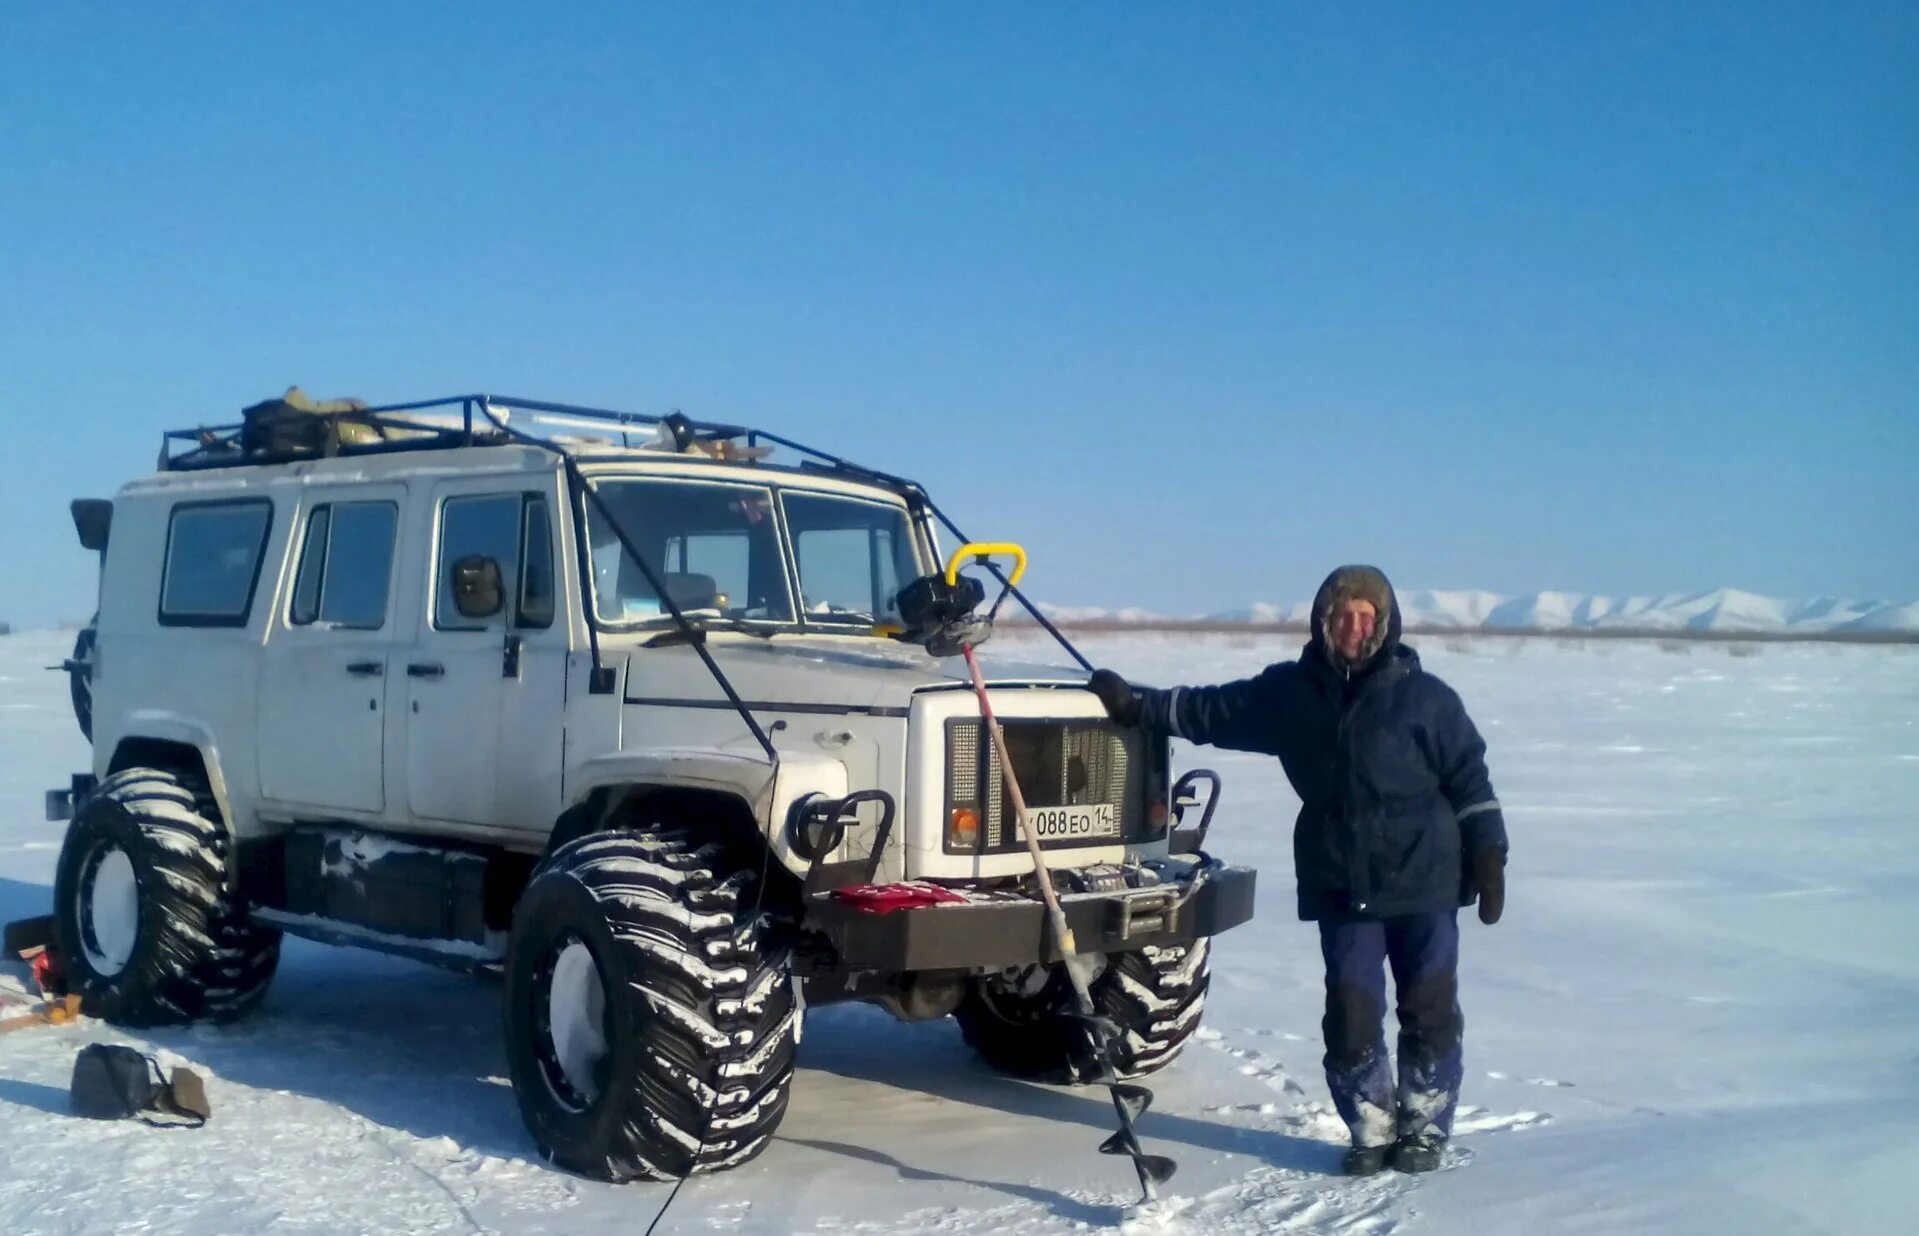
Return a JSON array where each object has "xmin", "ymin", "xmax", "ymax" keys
[{"xmin": 250, "ymin": 907, "xmax": 505, "ymax": 975}]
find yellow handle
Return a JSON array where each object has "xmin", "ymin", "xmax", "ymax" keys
[{"xmin": 944, "ymin": 541, "xmax": 1028, "ymax": 587}]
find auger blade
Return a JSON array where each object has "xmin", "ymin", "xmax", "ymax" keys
[
  {"xmin": 1110, "ymin": 1082, "xmax": 1154, "ymax": 1124},
  {"xmin": 1100, "ymin": 1077, "xmax": 1175, "ymax": 1204},
  {"xmin": 1070, "ymin": 1012, "xmax": 1123, "ymax": 1047},
  {"xmin": 1060, "ymin": 950, "xmax": 1102, "ymax": 994},
  {"xmin": 1135, "ymin": 1154, "xmax": 1179, "ymax": 1190}
]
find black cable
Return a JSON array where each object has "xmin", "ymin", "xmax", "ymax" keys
[
  {"xmin": 642, "ymin": 832, "xmax": 780, "ymax": 1236},
  {"xmin": 472, "ymin": 400, "xmax": 783, "ymax": 1232},
  {"xmin": 475, "ymin": 401, "xmax": 778, "ymax": 760},
  {"xmin": 571, "ymin": 470, "xmax": 778, "ymax": 760},
  {"xmin": 923, "ymin": 502, "xmax": 1096, "ymax": 673},
  {"xmin": 642, "ymin": 1165, "xmax": 695, "ymax": 1236}
]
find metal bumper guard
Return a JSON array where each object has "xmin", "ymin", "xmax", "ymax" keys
[{"xmin": 806, "ymin": 856, "xmax": 1257, "ymax": 972}]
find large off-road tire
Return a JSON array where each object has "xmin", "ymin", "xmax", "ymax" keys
[
  {"xmin": 53, "ymin": 767, "xmax": 281, "ymax": 1026},
  {"xmin": 503, "ymin": 829, "xmax": 798, "ymax": 1182},
  {"xmin": 955, "ymin": 938, "xmax": 1211, "ymax": 1084},
  {"xmin": 67, "ymin": 623, "xmax": 95, "ymax": 742}
]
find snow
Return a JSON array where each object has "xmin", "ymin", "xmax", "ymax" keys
[
  {"xmin": 1041, "ymin": 589, "xmax": 1919, "ymax": 635},
  {"xmin": 319, "ymin": 830, "xmax": 453, "ymax": 881},
  {"xmin": 3, "ymin": 626, "xmax": 1918, "ymax": 1233}
]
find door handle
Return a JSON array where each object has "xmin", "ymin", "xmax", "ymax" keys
[
  {"xmin": 407, "ymin": 662, "xmax": 446, "ymax": 680},
  {"xmin": 345, "ymin": 661, "xmax": 384, "ymax": 677}
]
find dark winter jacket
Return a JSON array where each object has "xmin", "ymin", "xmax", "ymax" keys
[{"xmin": 1136, "ymin": 568, "xmax": 1507, "ymax": 921}]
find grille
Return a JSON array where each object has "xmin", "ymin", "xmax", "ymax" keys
[{"xmin": 944, "ymin": 718, "xmax": 1143, "ymax": 853}]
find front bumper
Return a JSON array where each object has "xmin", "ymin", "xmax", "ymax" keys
[{"xmin": 804, "ymin": 856, "xmax": 1256, "ymax": 972}]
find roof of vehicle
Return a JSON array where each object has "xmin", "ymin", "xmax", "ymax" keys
[{"xmin": 137, "ymin": 393, "xmax": 925, "ymax": 502}]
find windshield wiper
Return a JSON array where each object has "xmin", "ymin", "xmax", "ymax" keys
[
  {"xmin": 642, "ymin": 613, "xmax": 779, "ymax": 647},
  {"xmin": 804, "ymin": 608, "xmax": 879, "ymax": 626}
]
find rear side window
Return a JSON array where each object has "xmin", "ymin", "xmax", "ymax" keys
[
  {"xmin": 160, "ymin": 501, "xmax": 274, "ymax": 626},
  {"xmin": 435, "ymin": 493, "xmax": 554, "ymax": 630},
  {"xmin": 289, "ymin": 502, "xmax": 399, "ymax": 629}
]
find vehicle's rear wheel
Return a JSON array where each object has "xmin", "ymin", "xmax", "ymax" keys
[
  {"xmin": 503, "ymin": 828, "xmax": 798, "ymax": 1182},
  {"xmin": 53, "ymin": 767, "xmax": 281, "ymax": 1025},
  {"xmin": 955, "ymin": 938, "xmax": 1211, "ymax": 1083}
]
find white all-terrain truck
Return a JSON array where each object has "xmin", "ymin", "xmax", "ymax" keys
[{"xmin": 45, "ymin": 394, "xmax": 1255, "ymax": 1181}]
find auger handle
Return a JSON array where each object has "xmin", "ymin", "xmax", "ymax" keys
[{"xmin": 944, "ymin": 541, "xmax": 1027, "ymax": 588}]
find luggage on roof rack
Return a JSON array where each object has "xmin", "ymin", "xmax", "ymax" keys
[{"xmin": 240, "ymin": 387, "xmax": 382, "ymax": 456}]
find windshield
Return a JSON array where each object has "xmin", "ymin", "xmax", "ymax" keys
[
  {"xmin": 782, "ymin": 491, "xmax": 923, "ymax": 625},
  {"xmin": 583, "ymin": 478, "xmax": 926, "ymax": 631},
  {"xmin": 587, "ymin": 479, "xmax": 795, "ymax": 624}
]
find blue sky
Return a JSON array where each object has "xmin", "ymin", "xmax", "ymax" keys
[{"xmin": 2, "ymin": 3, "xmax": 1913, "ymax": 627}]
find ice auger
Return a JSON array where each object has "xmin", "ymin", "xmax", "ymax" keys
[{"xmin": 895, "ymin": 542, "xmax": 1177, "ymax": 1206}]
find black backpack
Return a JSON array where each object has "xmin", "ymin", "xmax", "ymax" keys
[
  {"xmin": 239, "ymin": 386, "xmax": 381, "ymax": 457},
  {"xmin": 69, "ymin": 1044, "xmax": 210, "ymax": 1127}
]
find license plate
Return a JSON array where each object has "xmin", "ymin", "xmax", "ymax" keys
[{"xmin": 1027, "ymin": 803, "xmax": 1119, "ymax": 841}]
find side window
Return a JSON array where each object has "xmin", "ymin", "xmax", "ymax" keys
[
  {"xmin": 160, "ymin": 500, "xmax": 273, "ymax": 626},
  {"xmin": 290, "ymin": 507, "xmax": 331, "ymax": 624},
  {"xmin": 289, "ymin": 502, "xmax": 398, "ymax": 629},
  {"xmin": 519, "ymin": 496, "xmax": 555, "ymax": 629},
  {"xmin": 435, "ymin": 493, "xmax": 553, "ymax": 630}
]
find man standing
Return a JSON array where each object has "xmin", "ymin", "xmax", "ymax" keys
[{"xmin": 1089, "ymin": 565, "xmax": 1507, "ymax": 1176}]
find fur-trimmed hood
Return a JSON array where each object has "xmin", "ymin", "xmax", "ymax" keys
[{"xmin": 1308, "ymin": 564, "xmax": 1401, "ymax": 671}]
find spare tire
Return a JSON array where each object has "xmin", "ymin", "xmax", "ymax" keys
[{"xmin": 67, "ymin": 622, "xmax": 96, "ymax": 743}]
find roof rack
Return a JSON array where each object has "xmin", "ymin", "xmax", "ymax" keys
[
  {"xmin": 157, "ymin": 393, "xmax": 921, "ymax": 494},
  {"xmin": 158, "ymin": 390, "xmax": 1093, "ymax": 672}
]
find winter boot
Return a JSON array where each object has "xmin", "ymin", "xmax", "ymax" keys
[
  {"xmin": 1389, "ymin": 1133, "xmax": 1446, "ymax": 1173},
  {"xmin": 1342, "ymin": 1143, "xmax": 1394, "ymax": 1177}
]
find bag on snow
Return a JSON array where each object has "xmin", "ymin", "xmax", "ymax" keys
[{"xmin": 69, "ymin": 1044, "xmax": 210, "ymax": 1126}]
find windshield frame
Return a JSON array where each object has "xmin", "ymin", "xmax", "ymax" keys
[{"xmin": 579, "ymin": 467, "xmax": 934, "ymax": 637}]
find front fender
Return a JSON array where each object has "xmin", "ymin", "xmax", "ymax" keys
[{"xmin": 567, "ymin": 748, "xmax": 854, "ymax": 877}]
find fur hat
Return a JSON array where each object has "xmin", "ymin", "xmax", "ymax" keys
[{"xmin": 1312, "ymin": 565, "xmax": 1396, "ymax": 667}]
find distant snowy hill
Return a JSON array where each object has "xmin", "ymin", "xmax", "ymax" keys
[{"xmin": 1038, "ymin": 588, "xmax": 1919, "ymax": 634}]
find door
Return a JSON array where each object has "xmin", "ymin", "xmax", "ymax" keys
[
  {"xmin": 257, "ymin": 491, "xmax": 405, "ymax": 815},
  {"xmin": 395, "ymin": 479, "xmax": 568, "ymax": 832}
]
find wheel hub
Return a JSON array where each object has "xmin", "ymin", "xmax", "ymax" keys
[
  {"xmin": 79, "ymin": 844, "xmax": 140, "ymax": 976},
  {"xmin": 538, "ymin": 937, "xmax": 609, "ymax": 1111}
]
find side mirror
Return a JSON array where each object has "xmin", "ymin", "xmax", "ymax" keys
[
  {"xmin": 71, "ymin": 499, "xmax": 112, "ymax": 553},
  {"xmin": 452, "ymin": 556, "xmax": 505, "ymax": 620}
]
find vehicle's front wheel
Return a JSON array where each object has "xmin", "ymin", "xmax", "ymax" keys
[
  {"xmin": 53, "ymin": 767, "xmax": 282, "ymax": 1025},
  {"xmin": 955, "ymin": 938, "xmax": 1211, "ymax": 1084},
  {"xmin": 503, "ymin": 829, "xmax": 798, "ymax": 1182}
]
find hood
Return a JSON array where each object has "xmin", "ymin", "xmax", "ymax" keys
[
  {"xmin": 1307, "ymin": 564, "xmax": 1402, "ymax": 672},
  {"xmin": 614, "ymin": 630, "xmax": 1088, "ymax": 711}
]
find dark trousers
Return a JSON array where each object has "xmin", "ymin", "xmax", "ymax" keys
[{"xmin": 1318, "ymin": 911, "xmax": 1463, "ymax": 1147}]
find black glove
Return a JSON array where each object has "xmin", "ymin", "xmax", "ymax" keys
[
  {"xmin": 1472, "ymin": 844, "xmax": 1505, "ymax": 925},
  {"xmin": 1087, "ymin": 669, "xmax": 1142, "ymax": 726}
]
